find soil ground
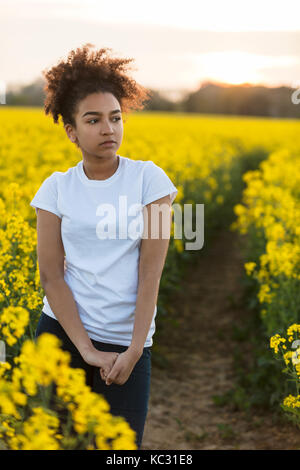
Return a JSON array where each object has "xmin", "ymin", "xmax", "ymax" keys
[{"xmin": 141, "ymin": 229, "xmax": 300, "ymax": 450}]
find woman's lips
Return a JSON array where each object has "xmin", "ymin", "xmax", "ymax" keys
[{"xmin": 100, "ymin": 141, "xmax": 116, "ymax": 147}]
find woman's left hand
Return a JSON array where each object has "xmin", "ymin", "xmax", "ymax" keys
[{"xmin": 101, "ymin": 348, "xmax": 142, "ymax": 386}]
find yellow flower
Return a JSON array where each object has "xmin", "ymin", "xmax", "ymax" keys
[
  {"xmin": 283, "ymin": 394, "xmax": 300, "ymax": 409},
  {"xmin": 0, "ymin": 306, "xmax": 30, "ymax": 345},
  {"xmin": 287, "ymin": 324, "xmax": 300, "ymax": 342},
  {"xmin": 283, "ymin": 351, "xmax": 293, "ymax": 365},
  {"xmin": 8, "ymin": 407, "xmax": 61, "ymax": 450},
  {"xmin": 174, "ymin": 239, "xmax": 184, "ymax": 253},
  {"xmin": 216, "ymin": 195, "xmax": 224, "ymax": 205},
  {"xmin": 244, "ymin": 261, "xmax": 256, "ymax": 276},
  {"xmin": 270, "ymin": 334, "xmax": 287, "ymax": 354}
]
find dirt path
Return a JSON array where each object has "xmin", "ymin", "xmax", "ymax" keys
[{"xmin": 141, "ymin": 229, "xmax": 300, "ymax": 450}]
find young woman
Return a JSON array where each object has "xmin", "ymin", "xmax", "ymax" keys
[{"xmin": 30, "ymin": 43, "xmax": 178, "ymax": 450}]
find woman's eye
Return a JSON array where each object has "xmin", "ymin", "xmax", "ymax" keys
[{"xmin": 88, "ymin": 117, "xmax": 121, "ymax": 124}]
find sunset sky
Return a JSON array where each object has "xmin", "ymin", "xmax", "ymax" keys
[{"xmin": 2, "ymin": 0, "xmax": 300, "ymax": 100}]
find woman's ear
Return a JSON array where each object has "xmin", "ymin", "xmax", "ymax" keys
[{"xmin": 64, "ymin": 124, "xmax": 77, "ymax": 143}]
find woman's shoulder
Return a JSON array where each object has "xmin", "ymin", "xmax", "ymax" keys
[
  {"xmin": 122, "ymin": 156, "xmax": 157, "ymax": 170},
  {"xmin": 49, "ymin": 163, "xmax": 78, "ymax": 181}
]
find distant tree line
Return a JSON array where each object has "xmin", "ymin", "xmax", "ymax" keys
[{"xmin": 3, "ymin": 78, "xmax": 300, "ymax": 118}]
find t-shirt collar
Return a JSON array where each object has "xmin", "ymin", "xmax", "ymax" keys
[{"xmin": 77, "ymin": 155, "xmax": 123, "ymax": 186}]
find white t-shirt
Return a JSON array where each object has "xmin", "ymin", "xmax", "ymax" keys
[{"xmin": 30, "ymin": 155, "xmax": 178, "ymax": 347}]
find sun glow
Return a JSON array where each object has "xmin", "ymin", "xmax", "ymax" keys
[{"xmin": 191, "ymin": 51, "xmax": 298, "ymax": 87}]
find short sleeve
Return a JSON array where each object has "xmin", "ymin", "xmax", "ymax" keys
[
  {"xmin": 142, "ymin": 161, "xmax": 178, "ymax": 206},
  {"xmin": 30, "ymin": 172, "xmax": 62, "ymax": 218}
]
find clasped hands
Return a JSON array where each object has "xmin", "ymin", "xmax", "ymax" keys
[
  {"xmin": 83, "ymin": 346, "xmax": 142, "ymax": 386},
  {"xmin": 64, "ymin": 259, "xmax": 142, "ymax": 385}
]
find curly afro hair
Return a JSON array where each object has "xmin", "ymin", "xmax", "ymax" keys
[{"xmin": 42, "ymin": 43, "xmax": 152, "ymax": 128}]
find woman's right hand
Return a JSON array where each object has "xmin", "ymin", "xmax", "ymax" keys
[{"xmin": 82, "ymin": 347, "xmax": 119, "ymax": 379}]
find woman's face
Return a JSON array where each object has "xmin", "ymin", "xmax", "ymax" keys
[{"xmin": 66, "ymin": 91, "xmax": 124, "ymax": 158}]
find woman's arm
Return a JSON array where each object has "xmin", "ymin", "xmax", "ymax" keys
[
  {"xmin": 129, "ymin": 194, "xmax": 173, "ymax": 355},
  {"xmin": 36, "ymin": 208, "xmax": 119, "ymax": 374}
]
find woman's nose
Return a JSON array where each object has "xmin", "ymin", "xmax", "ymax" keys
[{"xmin": 101, "ymin": 121, "xmax": 113, "ymax": 133}]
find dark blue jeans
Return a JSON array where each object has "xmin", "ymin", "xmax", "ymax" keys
[{"xmin": 34, "ymin": 311, "xmax": 152, "ymax": 450}]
